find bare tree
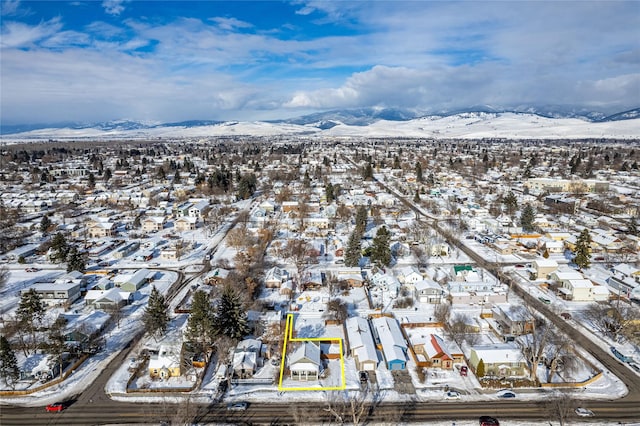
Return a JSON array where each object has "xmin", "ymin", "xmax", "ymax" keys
[
  {"xmin": 545, "ymin": 389, "xmax": 577, "ymax": 426},
  {"xmin": 0, "ymin": 265, "xmax": 9, "ymax": 291},
  {"xmin": 324, "ymin": 299, "xmax": 349, "ymax": 323}
]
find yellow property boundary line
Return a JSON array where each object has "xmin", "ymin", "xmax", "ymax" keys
[{"xmin": 278, "ymin": 314, "xmax": 346, "ymax": 391}]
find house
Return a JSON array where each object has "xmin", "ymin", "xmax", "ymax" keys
[
  {"xmin": 414, "ymin": 279, "xmax": 445, "ymax": 304},
  {"xmin": 259, "ymin": 200, "xmax": 276, "ymax": 213},
  {"xmin": 63, "ymin": 310, "xmax": 110, "ymax": 349},
  {"xmin": 468, "ymin": 344, "xmax": 528, "ymax": 378},
  {"xmin": 289, "ymin": 341, "xmax": 321, "ymax": 381},
  {"xmin": 113, "ymin": 268, "xmax": 151, "ymax": 292},
  {"xmin": 396, "ymin": 266, "xmax": 423, "ymax": 284},
  {"xmin": 371, "ymin": 316, "xmax": 407, "ymax": 370},
  {"xmin": 301, "ymin": 271, "xmax": 323, "ymax": 290},
  {"xmin": 22, "ymin": 282, "xmax": 82, "ymax": 307},
  {"xmin": 175, "ymin": 216, "xmax": 198, "ymax": 231},
  {"xmin": 492, "ymin": 304, "xmax": 535, "ymax": 337},
  {"xmin": 413, "ymin": 334, "xmax": 456, "ymax": 369},
  {"xmin": 84, "ymin": 287, "xmax": 127, "ymax": 309},
  {"xmin": 280, "ymin": 280, "xmax": 294, "ymax": 297},
  {"xmin": 336, "ymin": 267, "xmax": 364, "ymax": 287},
  {"xmin": 282, "ymin": 201, "xmax": 299, "ymax": 213},
  {"xmin": 160, "ymin": 247, "xmax": 178, "ymax": 261},
  {"xmin": 88, "ymin": 221, "xmax": 117, "ymax": 238},
  {"xmin": 264, "ymin": 266, "xmax": 289, "ymax": 288},
  {"xmin": 532, "ymin": 258, "xmax": 559, "ymax": 280},
  {"xmin": 188, "ymin": 200, "xmax": 209, "ymax": 218},
  {"xmin": 149, "ymin": 345, "xmax": 182, "ymax": 379},
  {"xmin": 204, "ymin": 267, "xmax": 230, "ymax": 285},
  {"xmin": 233, "ymin": 339, "xmax": 262, "ymax": 379},
  {"xmin": 345, "ymin": 317, "xmax": 378, "ymax": 371},
  {"xmin": 142, "ymin": 216, "xmax": 166, "ymax": 232}
]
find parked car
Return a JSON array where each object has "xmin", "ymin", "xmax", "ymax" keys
[
  {"xmin": 538, "ymin": 296, "xmax": 551, "ymax": 305},
  {"xmin": 359, "ymin": 371, "xmax": 369, "ymax": 383},
  {"xmin": 575, "ymin": 407, "xmax": 594, "ymax": 417},
  {"xmin": 45, "ymin": 402, "xmax": 65, "ymax": 412},
  {"xmin": 444, "ymin": 390, "xmax": 461, "ymax": 400},
  {"xmin": 459, "ymin": 365, "xmax": 468, "ymax": 376},
  {"xmin": 227, "ymin": 402, "xmax": 248, "ymax": 411},
  {"xmin": 497, "ymin": 391, "xmax": 516, "ymax": 399},
  {"xmin": 479, "ymin": 416, "xmax": 500, "ymax": 426}
]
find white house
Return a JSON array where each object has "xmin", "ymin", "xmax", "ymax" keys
[
  {"xmin": 289, "ymin": 341, "xmax": 321, "ymax": 381},
  {"xmin": 345, "ymin": 317, "xmax": 378, "ymax": 371}
]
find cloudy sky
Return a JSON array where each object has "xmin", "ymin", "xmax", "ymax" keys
[{"xmin": 1, "ymin": 0, "xmax": 639, "ymax": 124}]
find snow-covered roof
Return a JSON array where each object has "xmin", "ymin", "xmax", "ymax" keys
[
  {"xmin": 345, "ymin": 317, "xmax": 377, "ymax": 363},
  {"xmin": 471, "ymin": 344, "xmax": 524, "ymax": 364},
  {"xmin": 371, "ymin": 316, "xmax": 407, "ymax": 362},
  {"xmin": 290, "ymin": 341, "xmax": 320, "ymax": 366}
]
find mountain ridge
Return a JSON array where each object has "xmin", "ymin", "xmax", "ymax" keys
[{"xmin": 2, "ymin": 106, "xmax": 639, "ymax": 136}]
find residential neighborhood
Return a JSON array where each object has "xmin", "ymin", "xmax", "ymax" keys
[{"xmin": 0, "ymin": 137, "xmax": 639, "ymax": 425}]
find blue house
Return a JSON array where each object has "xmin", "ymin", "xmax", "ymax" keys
[{"xmin": 371, "ymin": 316, "xmax": 407, "ymax": 370}]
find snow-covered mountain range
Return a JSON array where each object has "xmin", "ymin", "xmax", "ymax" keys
[{"xmin": 2, "ymin": 108, "xmax": 639, "ymax": 141}]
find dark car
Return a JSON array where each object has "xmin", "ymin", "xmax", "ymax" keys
[
  {"xmin": 45, "ymin": 402, "xmax": 65, "ymax": 412},
  {"xmin": 359, "ymin": 371, "xmax": 368, "ymax": 383},
  {"xmin": 479, "ymin": 416, "xmax": 499, "ymax": 426}
]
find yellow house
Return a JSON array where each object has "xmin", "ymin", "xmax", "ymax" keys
[{"xmin": 149, "ymin": 345, "xmax": 181, "ymax": 379}]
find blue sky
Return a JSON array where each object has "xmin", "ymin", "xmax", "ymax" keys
[{"xmin": 1, "ymin": 0, "xmax": 639, "ymax": 124}]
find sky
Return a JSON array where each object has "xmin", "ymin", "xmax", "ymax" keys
[{"xmin": 1, "ymin": 0, "xmax": 639, "ymax": 124}]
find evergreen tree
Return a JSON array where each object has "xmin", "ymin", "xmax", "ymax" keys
[
  {"xmin": 303, "ymin": 170, "xmax": 311, "ymax": 188},
  {"xmin": 66, "ymin": 245, "xmax": 86, "ymax": 273},
  {"xmin": 40, "ymin": 214, "xmax": 52, "ymax": 234},
  {"xmin": 214, "ymin": 285, "xmax": 249, "ymax": 340},
  {"xmin": 413, "ymin": 189, "xmax": 420, "ymax": 203},
  {"xmin": 103, "ymin": 168, "xmax": 112, "ymax": 182},
  {"xmin": 502, "ymin": 192, "xmax": 518, "ymax": 217},
  {"xmin": 574, "ymin": 229, "xmax": 592, "ymax": 270},
  {"xmin": 476, "ymin": 359, "xmax": 486, "ymax": 377},
  {"xmin": 520, "ymin": 204, "xmax": 536, "ymax": 232},
  {"xmin": 87, "ymin": 172, "xmax": 96, "ymax": 189},
  {"xmin": 143, "ymin": 286, "xmax": 170, "ymax": 341},
  {"xmin": 371, "ymin": 226, "xmax": 392, "ymax": 267},
  {"xmin": 50, "ymin": 232, "xmax": 69, "ymax": 263},
  {"xmin": 16, "ymin": 289, "xmax": 45, "ymax": 355},
  {"xmin": 361, "ymin": 162, "xmax": 374, "ymax": 180},
  {"xmin": 46, "ymin": 317, "xmax": 68, "ymax": 377},
  {"xmin": 325, "ymin": 182, "xmax": 335, "ymax": 203},
  {"xmin": 236, "ymin": 173, "xmax": 257, "ymax": 200},
  {"xmin": 629, "ymin": 217, "xmax": 639, "ymax": 237},
  {"xmin": 185, "ymin": 290, "xmax": 217, "ymax": 354},
  {"xmin": 393, "ymin": 156, "xmax": 401, "ymax": 169},
  {"xmin": 415, "ymin": 161, "xmax": 423, "ymax": 182},
  {"xmin": 173, "ymin": 170, "xmax": 181, "ymax": 184},
  {"xmin": 355, "ymin": 206, "xmax": 368, "ymax": 235},
  {"xmin": 0, "ymin": 335, "xmax": 20, "ymax": 389},
  {"xmin": 344, "ymin": 231, "xmax": 362, "ymax": 268}
]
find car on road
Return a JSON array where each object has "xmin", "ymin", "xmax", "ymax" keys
[
  {"xmin": 497, "ymin": 391, "xmax": 516, "ymax": 399},
  {"xmin": 45, "ymin": 402, "xmax": 65, "ymax": 412},
  {"xmin": 444, "ymin": 390, "xmax": 461, "ymax": 400},
  {"xmin": 575, "ymin": 407, "xmax": 594, "ymax": 417},
  {"xmin": 479, "ymin": 416, "xmax": 500, "ymax": 426},
  {"xmin": 226, "ymin": 402, "xmax": 248, "ymax": 411}
]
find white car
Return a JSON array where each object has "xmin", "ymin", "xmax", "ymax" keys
[
  {"xmin": 575, "ymin": 407, "xmax": 594, "ymax": 417},
  {"xmin": 444, "ymin": 390, "xmax": 461, "ymax": 400}
]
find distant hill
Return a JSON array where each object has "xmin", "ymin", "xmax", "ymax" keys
[{"xmin": 1, "ymin": 107, "xmax": 639, "ymax": 140}]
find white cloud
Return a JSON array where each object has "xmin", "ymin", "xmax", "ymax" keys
[
  {"xmin": 102, "ymin": 0, "xmax": 127, "ymax": 16},
  {"xmin": 1, "ymin": 0, "xmax": 21, "ymax": 16},
  {"xmin": 208, "ymin": 17, "xmax": 252, "ymax": 31},
  {"xmin": 0, "ymin": 17, "xmax": 62, "ymax": 48}
]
